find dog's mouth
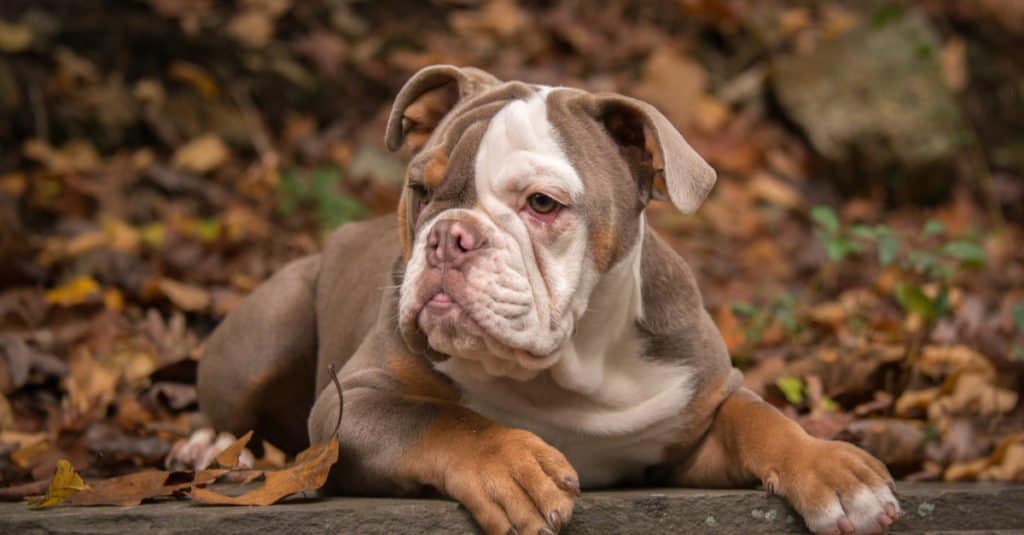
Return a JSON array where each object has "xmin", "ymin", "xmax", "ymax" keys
[{"xmin": 406, "ymin": 282, "xmax": 561, "ymax": 377}]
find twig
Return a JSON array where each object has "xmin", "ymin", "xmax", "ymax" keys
[{"xmin": 327, "ymin": 363, "xmax": 343, "ymax": 437}]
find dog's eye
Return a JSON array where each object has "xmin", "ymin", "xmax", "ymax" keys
[{"xmin": 527, "ymin": 193, "xmax": 560, "ymax": 215}]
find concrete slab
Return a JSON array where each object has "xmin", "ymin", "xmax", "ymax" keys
[{"xmin": 0, "ymin": 483, "xmax": 1021, "ymax": 534}]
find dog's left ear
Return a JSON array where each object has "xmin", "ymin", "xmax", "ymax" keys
[
  {"xmin": 386, "ymin": 65, "xmax": 501, "ymax": 154},
  {"xmin": 585, "ymin": 94, "xmax": 716, "ymax": 214}
]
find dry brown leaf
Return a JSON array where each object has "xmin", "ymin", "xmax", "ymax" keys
[
  {"xmin": 216, "ymin": 430, "xmax": 254, "ymax": 468},
  {"xmin": 227, "ymin": 10, "xmax": 275, "ymax": 48},
  {"xmin": 156, "ymin": 278, "xmax": 211, "ymax": 311},
  {"xmin": 188, "ymin": 367, "xmax": 343, "ymax": 505},
  {"xmin": 189, "ymin": 435, "xmax": 337, "ymax": 506},
  {"xmin": 632, "ymin": 47, "xmax": 707, "ymax": 129},
  {"xmin": 946, "ymin": 433, "xmax": 1024, "ymax": 482},
  {"xmin": 69, "ymin": 470, "xmax": 177, "ymax": 506},
  {"xmin": 26, "ymin": 460, "xmax": 90, "ymax": 509},
  {"xmin": 172, "ymin": 134, "xmax": 230, "ymax": 174},
  {"xmin": 0, "ymin": 392, "xmax": 13, "ymax": 431}
]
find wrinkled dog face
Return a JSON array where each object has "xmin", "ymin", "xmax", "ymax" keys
[{"xmin": 387, "ymin": 66, "xmax": 715, "ymax": 380}]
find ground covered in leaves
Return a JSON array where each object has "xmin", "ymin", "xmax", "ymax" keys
[{"xmin": 1, "ymin": 0, "xmax": 1023, "ymax": 508}]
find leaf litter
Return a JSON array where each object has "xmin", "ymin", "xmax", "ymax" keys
[{"xmin": 1, "ymin": 0, "xmax": 1024, "ymax": 508}]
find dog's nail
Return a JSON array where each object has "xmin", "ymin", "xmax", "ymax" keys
[
  {"xmin": 884, "ymin": 503, "xmax": 897, "ymax": 518},
  {"xmin": 506, "ymin": 528, "xmax": 518, "ymax": 535},
  {"xmin": 837, "ymin": 516, "xmax": 855, "ymax": 534},
  {"xmin": 548, "ymin": 511, "xmax": 563, "ymax": 530},
  {"xmin": 538, "ymin": 528, "xmax": 555, "ymax": 535},
  {"xmin": 561, "ymin": 476, "xmax": 581, "ymax": 496},
  {"xmin": 878, "ymin": 512, "xmax": 893, "ymax": 526}
]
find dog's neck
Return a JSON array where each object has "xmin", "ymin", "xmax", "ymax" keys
[{"xmin": 548, "ymin": 217, "xmax": 645, "ymax": 396}]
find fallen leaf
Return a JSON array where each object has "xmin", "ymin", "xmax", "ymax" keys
[
  {"xmin": 156, "ymin": 278, "xmax": 211, "ymax": 311},
  {"xmin": 45, "ymin": 275, "xmax": 101, "ymax": 307},
  {"xmin": 69, "ymin": 470, "xmax": 174, "ymax": 506},
  {"xmin": 187, "ymin": 367, "xmax": 343, "ymax": 505},
  {"xmin": 26, "ymin": 459, "xmax": 90, "ymax": 509},
  {"xmin": 227, "ymin": 10, "xmax": 275, "ymax": 48},
  {"xmin": 215, "ymin": 430, "xmax": 253, "ymax": 468},
  {"xmin": 172, "ymin": 134, "xmax": 230, "ymax": 174},
  {"xmin": 0, "ymin": 20, "xmax": 33, "ymax": 52},
  {"xmin": 188, "ymin": 436, "xmax": 337, "ymax": 505}
]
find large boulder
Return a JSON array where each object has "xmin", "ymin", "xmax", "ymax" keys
[{"xmin": 772, "ymin": 9, "xmax": 962, "ymax": 202}]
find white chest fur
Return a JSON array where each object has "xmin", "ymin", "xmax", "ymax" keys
[
  {"xmin": 434, "ymin": 235, "xmax": 697, "ymax": 487},
  {"xmin": 437, "ymin": 351, "xmax": 695, "ymax": 487}
]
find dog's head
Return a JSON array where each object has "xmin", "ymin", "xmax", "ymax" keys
[{"xmin": 389, "ymin": 65, "xmax": 715, "ymax": 380}]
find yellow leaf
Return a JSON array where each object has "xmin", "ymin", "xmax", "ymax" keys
[
  {"xmin": 0, "ymin": 20, "xmax": 33, "ymax": 53},
  {"xmin": 45, "ymin": 276, "xmax": 101, "ymax": 307},
  {"xmin": 26, "ymin": 460, "xmax": 90, "ymax": 509}
]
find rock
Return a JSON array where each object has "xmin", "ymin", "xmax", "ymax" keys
[
  {"xmin": 0, "ymin": 484, "xmax": 1022, "ymax": 534},
  {"xmin": 772, "ymin": 9, "xmax": 962, "ymax": 202}
]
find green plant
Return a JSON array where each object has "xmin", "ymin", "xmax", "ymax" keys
[
  {"xmin": 1013, "ymin": 304, "xmax": 1024, "ymax": 361},
  {"xmin": 731, "ymin": 292, "xmax": 801, "ymax": 359},
  {"xmin": 278, "ymin": 167, "xmax": 366, "ymax": 230},
  {"xmin": 811, "ymin": 207, "xmax": 986, "ymax": 321}
]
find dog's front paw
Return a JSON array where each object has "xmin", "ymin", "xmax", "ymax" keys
[
  {"xmin": 773, "ymin": 438, "xmax": 900, "ymax": 535},
  {"xmin": 444, "ymin": 428, "xmax": 578, "ymax": 535}
]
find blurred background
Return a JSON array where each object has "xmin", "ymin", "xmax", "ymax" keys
[{"xmin": 1, "ymin": 0, "xmax": 1023, "ymax": 492}]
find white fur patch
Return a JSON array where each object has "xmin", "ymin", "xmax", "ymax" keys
[{"xmin": 802, "ymin": 485, "xmax": 900, "ymax": 534}]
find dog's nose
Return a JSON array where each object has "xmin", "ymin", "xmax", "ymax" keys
[{"xmin": 426, "ymin": 219, "xmax": 487, "ymax": 267}]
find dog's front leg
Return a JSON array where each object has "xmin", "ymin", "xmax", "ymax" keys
[
  {"xmin": 674, "ymin": 389, "xmax": 900, "ymax": 534},
  {"xmin": 309, "ymin": 348, "xmax": 578, "ymax": 535}
]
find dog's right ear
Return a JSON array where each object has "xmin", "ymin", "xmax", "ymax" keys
[{"xmin": 385, "ymin": 65, "xmax": 500, "ymax": 154}]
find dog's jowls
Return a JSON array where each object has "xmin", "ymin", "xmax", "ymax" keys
[{"xmin": 197, "ymin": 65, "xmax": 900, "ymax": 535}]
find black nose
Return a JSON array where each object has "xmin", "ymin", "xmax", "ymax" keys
[{"xmin": 426, "ymin": 219, "xmax": 487, "ymax": 267}]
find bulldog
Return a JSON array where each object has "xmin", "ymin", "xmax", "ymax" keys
[{"xmin": 197, "ymin": 65, "xmax": 900, "ymax": 535}]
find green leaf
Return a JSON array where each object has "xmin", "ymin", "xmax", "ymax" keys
[
  {"xmin": 894, "ymin": 282, "xmax": 936, "ymax": 319},
  {"xmin": 820, "ymin": 397, "xmax": 839, "ymax": 412},
  {"xmin": 941, "ymin": 240, "xmax": 987, "ymax": 266},
  {"xmin": 877, "ymin": 234, "xmax": 901, "ymax": 266},
  {"xmin": 1012, "ymin": 346, "xmax": 1024, "ymax": 362},
  {"xmin": 824, "ymin": 238, "xmax": 862, "ymax": 262},
  {"xmin": 776, "ymin": 376, "xmax": 805, "ymax": 405},
  {"xmin": 731, "ymin": 302, "xmax": 757, "ymax": 318},
  {"xmin": 850, "ymin": 225, "xmax": 877, "ymax": 240},
  {"xmin": 1012, "ymin": 304, "xmax": 1024, "ymax": 331},
  {"xmin": 810, "ymin": 206, "xmax": 839, "ymax": 235},
  {"xmin": 922, "ymin": 220, "xmax": 945, "ymax": 237}
]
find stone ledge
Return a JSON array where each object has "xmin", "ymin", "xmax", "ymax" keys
[{"xmin": 1, "ymin": 483, "xmax": 1021, "ymax": 534}]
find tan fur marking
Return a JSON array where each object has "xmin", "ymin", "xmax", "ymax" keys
[
  {"xmin": 589, "ymin": 226, "xmax": 619, "ymax": 272},
  {"xmin": 386, "ymin": 353, "xmax": 457, "ymax": 402},
  {"xmin": 396, "ymin": 195, "xmax": 411, "ymax": 261},
  {"xmin": 398, "ymin": 406, "xmax": 578, "ymax": 535},
  {"xmin": 423, "ymin": 147, "xmax": 449, "ymax": 189},
  {"xmin": 402, "ymin": 83, "xmax": 459, "ymax": 153},
  {"xmin": 672, "ymin": 388, "xmax": 895, "ymax": 529}
]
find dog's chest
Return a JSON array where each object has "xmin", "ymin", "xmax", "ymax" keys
[{"xmin": 436, "ymin": 351, "xmax": 696, "ymax": 488}]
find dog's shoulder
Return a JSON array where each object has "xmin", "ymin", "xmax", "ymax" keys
[{"xmin": 638, "ymin": 224, "xmax": 735, "ymax": 385}]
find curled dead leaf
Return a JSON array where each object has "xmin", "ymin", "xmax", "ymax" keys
[{"xmin": 187, "ymin": 436, "xmax": 338, "ymax": 506}]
